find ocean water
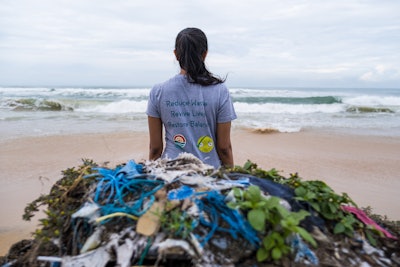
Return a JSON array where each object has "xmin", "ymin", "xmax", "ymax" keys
[{"xmin": 1, "ymin": 86, "xmax": 400, "ymax": 140}]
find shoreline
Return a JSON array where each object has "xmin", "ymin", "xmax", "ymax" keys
[{"xmin": 1, "ymin": 129, "xmax": 400, "ymax": 255}]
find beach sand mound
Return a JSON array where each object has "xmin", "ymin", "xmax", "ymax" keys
[{"xmin": 0, "ymin": 155, "xmax": 399, "ymax": 267}]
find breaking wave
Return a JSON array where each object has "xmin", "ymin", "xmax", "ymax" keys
[
  {"xmin": 1, "ymin": 86, "xmax": 400, "ymax": 137},
  {"xmin": 7, "ymin": 98, "xmax": 73, "ymax": 111}
]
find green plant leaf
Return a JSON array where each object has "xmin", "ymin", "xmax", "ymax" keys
[
  {"xmin": 333, "ymin": 222, "xmax": 345, "ymax": 234},
  {"xmin": 291, "ymin": 210, "xmax": 310, "ymax": 224},
  {"xmin": 254, "ymin": 201, "xmax": 267, "ymax": 208},
  {"xmin": 307, "ymin": 202, "xmax": 320, "ymax": 212},
  {"xmin": 305, "ymin": 192, "xmax": 317, "ymax": 200},
  {"xmin": 281, "ymin": 245, "xmax": 290, "ymax": 255},
  {"xmin": 243, "ymin": 160, "xmax": 254, "ymax": 170},
  {"xmin": 263, "ymin": 234, "xmax": 276, "ymax": 251},
  {"xmin": 271, "ymin": 247, "xmax": 282, "ymax": 260},
  {"xmin": 246, "ymin": 185, "xmax": 261, "ymax": 203},
  {"xmin": 296, "ymin": 227, "xmax": 317, "ymax": 247},
  {"xmin": 276, "ymin": 205, "xmax": 290, "ymax": 218},
  {"xmin": 241, "ymin": 201, "xmax": 254, "ymax": 209},
  {"xmin": 365, "ymin": 229, "xmax": 377, "ymax": 247},
  {"xmin": 256, "ymin": 247, "xmax": 269, "ymax": 262},
  {"xmin": 266, "ymin": 196, "xmax": 280, "ymax": 208},
  {"xmin": 294, "ymin": 186, "xmax": 307, "ymax": 197},
  {"xmin": 275, "ymin": 234, "xmax": 285, "ymax": 246},
  {"xmin": 328, "ymin": 202, "xmax": 338, "ymax": 213},
  {"xmin": 248, "ymin": 209, "xmax": 265, "ymax": 231},
  {"xmin": 322, "ymin": 211, "xmax": 336, "ymax": 220},
  {"xmin": 233, "ymin": 187, "xmax": 243, "ymax": 199},
  {"xmin": 344, "ymin": 228, "xmax": 354, "ymax": 237}
]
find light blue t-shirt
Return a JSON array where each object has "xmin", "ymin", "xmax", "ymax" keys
[{"xmin": 146, "ymin": 74, "xmax": 237, "ymax": 168}]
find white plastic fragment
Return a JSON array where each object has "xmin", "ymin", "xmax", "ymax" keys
[
  {"xmin": 80, "ymin": 227, "xmax": 103, "ymax": 254},
  {"xmin": 144, "ymin": 153, "xmax": 214, "ymax": 183},
  {"xmin": 157, "ymin": 238, "xmax": 196, "ymax": 258},
  {"xmin": 63, "ymin": 246, "xmax": 110, "ymax": 267},
  {"xmin": 311, "ymin": 226, "xmax": 330, "ymax": 244},
  {"xmin": 189, "ymin": 233, "xmax": 204, "ymax": 255},
  {"xmin": 107, "ymin": 228, "xmax": 150, "ymax": 265},
  {"xmin": 186, "ymin": 205, "xmax": 200, "ymax": 218},
  {"xmin": 0, "ymin": 260, "xmax": 16, "ymax": 267},
  {"xmin": 362, "ymin": 238, "xmax": 384, "ymax": 257},
  {"xmin": 37, "ymin": 256, "xmax": 62, "ymax": 262},
  {"xmin": 378, "ymin": 257, "xmax": 392, "ymax": 265},
  {"xmin": 71, "ymin": 202, "xmax": 100, "ymax": 222},
  {"xmin": 39, "ymin": 248, "xmax": 110, "ymax": 267},
  {"xmin": 180, "ymin": 174, "xmax": 215, "ymax": 185},
  {"xmin": 115, "ymin": 238, "xmax": 135, "ymax": 267}
]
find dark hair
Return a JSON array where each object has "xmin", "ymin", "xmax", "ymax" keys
[{"xmin": 175, "ymin": 28, "xmax": 225, "ymax": 86}]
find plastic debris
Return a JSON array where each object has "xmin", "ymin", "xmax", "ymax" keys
[
  {"xmin": 194, "ymin": 190, "xmax": 260, "ymax": 246},
  {"xmin": 156, "ymin": 239, "xmax": 196, "ymax": 258},
  {"xmin": 291, "ymin": 234, "xmax": 319, "ymax": 265},
  {"xmin": 71, "ymin": 202, "xmax": 100, "ymax": 222},
  {"xmin": 1, "ymin": 154, "xmax": 399, "ymax": 267},
  {"xmin": 144, "ymin": 152, "xmax": 214, "ymax": 183},
  {"xmin": 167, "ymin": 185, "xmax": 195, "ymax": 200},
  {"xmin": 38, "ymin": 246, "xmax": 110, "ymax": 267},
  {"xmin": 116, "ymin": 159, "xmax": 143, "ymax": 178},
  {"xmin": 80, "ymin": 226, "xmax": 103, "ymax": 254},
  {"xmin": 136, "ymin": 201, "xmax": 165, "ymax": 236},
  {"xmin": 85, "ymin": 160, "xmax": 164, "ymax": 217},
  {"xmin": 342, "ymin": 205, "xmax": 397, "ymax": 239}
]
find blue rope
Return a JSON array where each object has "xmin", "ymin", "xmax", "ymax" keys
[
  {"xmin": 84, "ymin": 160, "xmax": 164, "ymax": 219},
  {"xmin": 71, "ymin": 218, "xmax": 94, "ymax": 252},
  {"xmin": 193, "ymin": 191, "xmax": 259, "ymax": 247},
  {"xmin": 84, "ymin": 161, "xmax": 258, "ymax": 247}
]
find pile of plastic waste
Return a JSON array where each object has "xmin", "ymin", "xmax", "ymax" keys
[{"xmin": 0, "ymin": 153, "xmax": 399, "ymax": 267}]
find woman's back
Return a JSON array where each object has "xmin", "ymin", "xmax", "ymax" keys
[{"xmin": 147, "ymin": 74, "xmax": 236, "ymax": 168}]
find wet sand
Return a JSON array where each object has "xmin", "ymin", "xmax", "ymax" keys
[{"xmin": 1, "ymin": 129, "xmax": 399, "ymax": 255}]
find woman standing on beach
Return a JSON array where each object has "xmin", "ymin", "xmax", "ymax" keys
[{"xmin": 146, "ymin": 27, "xmax": 236, "ymax": 168}]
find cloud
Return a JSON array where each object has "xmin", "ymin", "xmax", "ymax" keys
[
  {"xmin": 360, "ymin": 65, "xmax": 400, "ymax": 82},
  {"xmin": 1, "ymin": 0, "xmax": 400, "ymax": 87}
]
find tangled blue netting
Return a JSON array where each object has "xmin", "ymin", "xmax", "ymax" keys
[
  {"xmin": 84, "ymin": 161, "xmax": 259, "ymax": 248},
  {"xmin": 194, "ymin": 190, "xmax": 260, "ymax": 247},
  {"xmin": 84, "ymin": 160, "xmax": 164, "ymax": 218}
]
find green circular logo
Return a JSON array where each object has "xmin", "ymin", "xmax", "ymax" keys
[{"xmin": 197, "ymin": 135, "xmax": 214, "ymax": 153}]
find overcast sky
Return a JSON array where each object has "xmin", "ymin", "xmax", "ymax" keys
[{"xmin": 1, "ymin": 0, "xmax": 399, "ymax": 88}]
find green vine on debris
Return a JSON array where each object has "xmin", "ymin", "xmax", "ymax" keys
[
  {"xmin": 160, "ymin": 208, "xmax": 195, "ymax": 240},
  {"xmin": 282, "ymin": 176, "xmax": 362, "ymax": 237},
  {"xmin": 23, "ymin": 159, "xmax": 98, "ymax": 243},
  {"xmin": 228, "ymin": 185, "xmax": 316, "ymax": 262},
  {"xmin": 234, "ymin": 160, "xmax": 365, "ymax": 238},
  {"xmin": 231, "ymin": 160, "xmax": 285, "ymax": 183},
  {"xmin": 233, "ymin": 160, "xmax": 396, "ymax": 247}
]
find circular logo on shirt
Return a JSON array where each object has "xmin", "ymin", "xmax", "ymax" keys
[
  {"xmin": 173, "ymin": 134, "xmax": 186, "ymax": 149},
  {"xmin": 197, "ymin": 135, "xmax": 214, "ymax": 153}
]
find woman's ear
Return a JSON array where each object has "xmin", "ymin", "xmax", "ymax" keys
[
  {"xmin": 202, "ymin": 50, "xmax": 208, "ymax": 61},
  {"xmin": 174, "ymin": 49, "xmax": 179, "ymax": 61}
]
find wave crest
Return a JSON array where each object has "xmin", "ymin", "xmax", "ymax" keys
[
  {"xmin": 9, "ymin": 98, "xmax": 73, "ymax": 111},
  {"xmin": 346, "ymin": 106, "xmax": 395, "ymax": 113}
]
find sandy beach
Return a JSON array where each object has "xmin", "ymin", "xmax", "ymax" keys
[{"xmin": 1, "ymin": 129, "xmax": 399, "ymax": 256}]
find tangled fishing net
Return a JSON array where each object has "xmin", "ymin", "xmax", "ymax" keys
[{"xmin": 1, "ymin": 153, "xmax": 399, "ymax": 267}]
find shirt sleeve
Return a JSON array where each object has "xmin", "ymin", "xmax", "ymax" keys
[
  {"xmin": 217, "ymin": 85, "xmax": 237, "ymax": 123},
  {"xmin": 146, "ymin": 85, "xmax": 161, "ymax": 118}
]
